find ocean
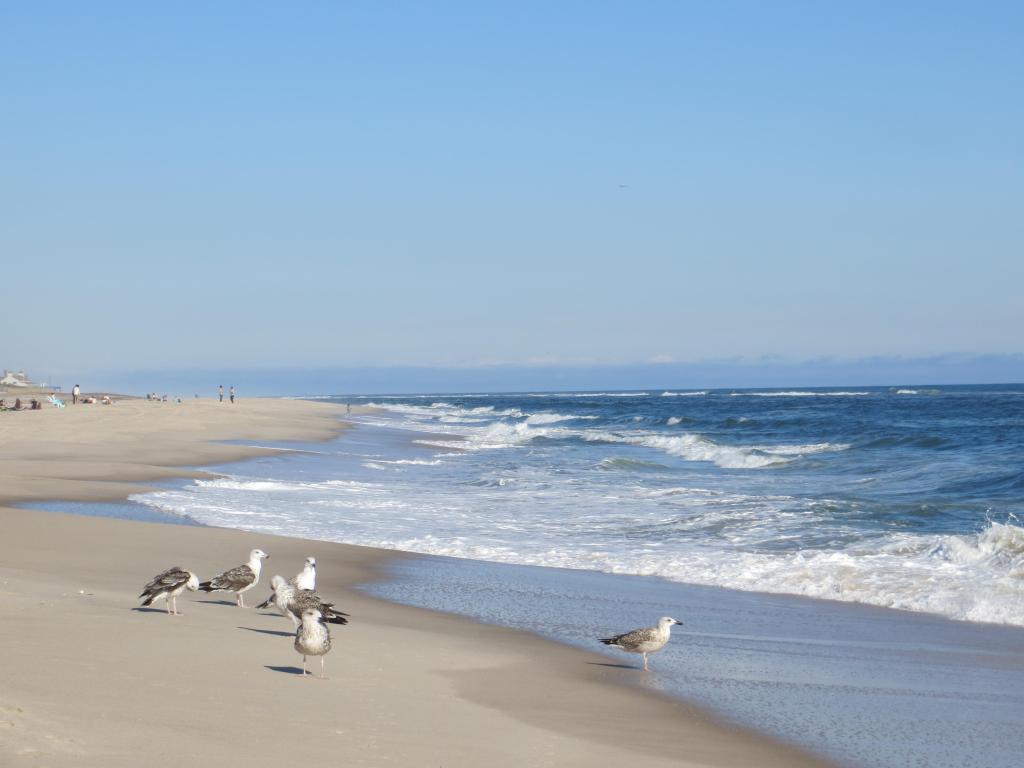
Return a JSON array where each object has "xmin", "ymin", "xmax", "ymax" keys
[
  {"xmin": 136, "ymin": 385, "xmax": 1024, "ymax": 627},
  {"xmin": 33, "ymin": 385, "xmax": 1024, "ymax": 767}
]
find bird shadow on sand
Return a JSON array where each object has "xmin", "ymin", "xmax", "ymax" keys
[
  {"xmin": 238, "ymin": 626, "xmax": 294, "ymax": 638},
  {"xmin": 265, "ymin": 665, "xmax": 306, "ymax": 676},
  {"xmin": 131, "ymin": 607, "xmax": 170, "ymax": 614},
  {"xmin": 586, "ymin": 661, "xmax": 641, "ymax": 670},
  {"xmin": 195, "ymin": 599, "xmax": 237, "ymax": 606}
]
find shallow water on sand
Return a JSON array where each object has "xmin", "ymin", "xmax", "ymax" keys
[{"xmin": 368, "ymin": 556, "xmax": 1024, "ymax": 768}]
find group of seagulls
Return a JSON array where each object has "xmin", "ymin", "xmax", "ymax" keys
[
  {"xmin": 138, "ymin": 549, "xmax": 343, "ymax": 678},
  {"xmin": 140, "ymin": 548, "xmax": 685, "ymax": 676}
]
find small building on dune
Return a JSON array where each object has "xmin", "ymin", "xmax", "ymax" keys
[{"xmin": 0, "ymin": 369, "xmax": 35, "ymax": 388}]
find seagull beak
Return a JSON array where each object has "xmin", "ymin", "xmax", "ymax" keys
[{"xmin": 675, "ymin": 620, "xmax": 684, "ymax": 625}]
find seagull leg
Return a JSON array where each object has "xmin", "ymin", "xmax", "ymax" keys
[
  {"xmin": 642, "ymin": 652, "xmax": 649, "ymax": 672},
  {"xmin": 165, "ymin": 598, "xmax": 172, "ymax": 616},
  {"xmin": 320, "ymin": 656, "xmax": 326, "ymax": 680},
  {"xmin": 302, "ymin": 656, "xmax": 308, "ymax": 676}
]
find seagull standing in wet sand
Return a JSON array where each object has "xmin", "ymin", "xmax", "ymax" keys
[
  {"xmin": 257, "ymin": 575, "xmax": 349, "ymax": 627},
  {"xmin": 198, "ymin": 549, "xmax": 268, "ymax": 607},
  {"xmin": 291, "ymin": 556, "xmax": 316, "ymax": 591},
  {"xmin": 138, "ymin": 567, "xmax": 200, "ymax": 615},
  {"xmin": 295, "ymin": 609, "xmax": 332, "ymax": 679},
  {"xmin": 599, "ymin": 616, "xmax": 683, "ymax": 671}
]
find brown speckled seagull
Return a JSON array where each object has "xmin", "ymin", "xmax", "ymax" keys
[
  {"xmin": 295, "ymin": 609, "xmax": 332, "ymax": 679},
  {"xmin": 197, "ymin": 549, "xmax": 268, "ymax": 607},
  {"xmin": 139, "ymin": 567, "xmax": 200, "ymax": 615},
  {"xmin": 257, "ymin": 575, "xmax": 349, "ymax": 627},
  {"xmin": 599, "ymin": 616, "xmax": 683, "ymax": 671}
]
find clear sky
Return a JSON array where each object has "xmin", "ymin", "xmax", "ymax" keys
[{"xmin": 2, "ymin": 2, "xmax": 1022, "ymax": 388}]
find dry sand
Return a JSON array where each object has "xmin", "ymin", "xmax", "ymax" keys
[{"xmin": 0, "ymin": 398, "xmax": 832, "ymax": 767}]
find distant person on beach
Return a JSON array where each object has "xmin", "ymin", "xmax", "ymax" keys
[
  {"xmin": 229, "ymin": 386, "xmax": 235, "ymax": 403},
  {"xmin": 346, "ymin": 402, "xmax": 351, "ymax": 414},
  {"xmin": 219, "ymin": 385, "xmax": 224, "ymax": 402},
  {"xmin": 72, "ymin": 384, "xmax": 80, "ymax": 404}
]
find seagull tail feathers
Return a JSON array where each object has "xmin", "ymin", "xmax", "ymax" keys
[
  {"xmin": 324, "ymin": 615, "xmax": 349, "ymax": 626},
  {"xmin": 197, "ymin": 581, "xmax": 216, "ymax": 592},
  {"xmin": 255, "ymin": 593, "xmax": 275, "ymax": 610},
  {"xmin": 598, "ymin": 637, "xmax": 617, "ymax": 645},
  {"xmin": 140, "ymin": 593, "xmax": 157, "ymax": 607}
]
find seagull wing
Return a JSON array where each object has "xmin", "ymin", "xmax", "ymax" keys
[
  {"xmin": 205, "ymin": 564, "xmax": 255, "ymax": 592},
  {"xmin": 139, "ymin": 566, "xmax": 190, "ymax": 599},
  {"xmin": 599, "ymin": 626, "xmax": 658, "ymax": 649},
  {"xmin": 290, "ymin": 590, "xmax": 349, "ymax": 625}
]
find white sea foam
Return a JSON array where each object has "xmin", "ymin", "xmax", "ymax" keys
[
  {"xmin": 376, "ymin": 458, "xmax": 444, "ymax": 466},
  {"xmin": 660, "ymin": 391, "xmax": 707, "ymax": 397},
  {"xmin": 358, "ymin": 522, "xmax": 1024, "ymax": 627},
  {"xmin": 523, "ymin": 392, "xmax": 651, "ymax": 398},
  {"xmin": 365, "ymin": 400, "xmax": 850, "ymax": 469},
  {"xmin": 579, "ymin": 430, "xmax": 849, "ymax": 469},
  {"xmin": 751, "ymin": 442, "xmax": 851, "ymax": 456},
  {"xmin": 896, "ymin": 389, "xmax": 918, "ymax": 395},
  {"xmin": 525, "ymin": 412, "xmax": 595, "ymax": 425},
  {"xmin": 364, "ymin": 458, "xmax": 444, "ymax": 471},
  {"xmin": 730, "ymin": 391, "xmax": 871, "ymax": 397},
  {"xmin": 132, "ymin": 463, "xmax": 1024, "ymax": 628}
]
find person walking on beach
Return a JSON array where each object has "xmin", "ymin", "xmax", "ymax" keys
[
  {"xmin": 218, "ymin": 385, "xmax": 224, "ymax": 402},
  {"xmin": 229, "ymin": 386, "xmax": 235, "ymax": 404},
  {"xmin": 72, "ymin": 384, "xmax": 80, "ymax": 405}
]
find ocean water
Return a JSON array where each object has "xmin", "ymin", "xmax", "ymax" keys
[{"xmin": 137, "ymin": 385, "xmax": 1024, "ymax": 627}]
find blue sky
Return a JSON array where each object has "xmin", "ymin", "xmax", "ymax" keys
[{"xmin": 2, "ymin": 2, "xmax": 1022, "ymax": 388}]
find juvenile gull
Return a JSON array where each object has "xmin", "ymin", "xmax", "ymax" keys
[
  {"xmin": 599, "ymin": 616, "xmax": 683, "ymax": 671},
  {"xmin": 198, "ymin": 549, "xmax": 268, "ymax": 607},
  {"xmin": 138, "ymin": 567, "xmax": 199, "ymax": 615},
  {"xmin": 295, "ymin": 608, "xmax": 332, "ymax": 678},
  {"xmin": 257, "ymin": 575, "xmax": 348, "ymax": 627},
  {"xmin": 291, "ymin": 556, "xmax": 316, "ymax": 591}
]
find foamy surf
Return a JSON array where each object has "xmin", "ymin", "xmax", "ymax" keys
[{"xmin": 134, "ymin": 470, "xmax": 1024, "ymax": 627}]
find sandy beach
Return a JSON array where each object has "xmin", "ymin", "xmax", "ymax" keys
[{"xmin": 0, "ymin": 398, "xmax": 831, "ymax": 767}]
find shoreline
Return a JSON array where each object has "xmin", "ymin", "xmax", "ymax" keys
[{"xmin": 0, "ymin": 397, "xmax": 831, "ymax": 767}]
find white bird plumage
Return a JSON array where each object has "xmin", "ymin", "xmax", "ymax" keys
[{"xmin": 291, "ymin": 556, "xmax": 316, "ymax": 591}]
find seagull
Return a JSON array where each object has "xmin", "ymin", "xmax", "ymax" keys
[
  {"xmin": 295, "ymin": 609, "xmax": 332, "ymax": 678},
  {"xmin": 139, "ymin": 567, "xmax": 199, "ymax": 615},
  {"xmin": 256, "ymin": 575, "xmax": 349, "ymax": 627},
  {"xmin": 198, "ymin": 549, "xmax": 268, "ymax": 607},
  {"xmin": 291, "ymin": 556, "xmax": 316, "ymax": 591},
  {"xmin": 598, "ymin": 616, "xmax": 683, "ymax": 671}
]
